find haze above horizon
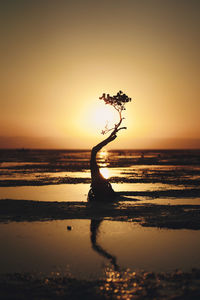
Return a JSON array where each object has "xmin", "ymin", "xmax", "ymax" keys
[{"xmin": 1, "ymin": 0, "xmax": 200, "ymax": 149}]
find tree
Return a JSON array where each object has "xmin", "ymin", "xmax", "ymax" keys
[{"xmin": 88, "ymin": 91, "xmax": 132, "ymax": 202}]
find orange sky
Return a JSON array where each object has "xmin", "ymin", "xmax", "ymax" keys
[{"xmin": 0, "ymin": 0, "xmax": 200, "ymax": 149}]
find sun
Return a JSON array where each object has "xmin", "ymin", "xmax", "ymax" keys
[
  {"xmin": 78, "ymin": 96, "xmax": 121, "ymax": 137},
  {"xmin": 90, "ymin": 102, "xmax": 119, "ymax": 133}
]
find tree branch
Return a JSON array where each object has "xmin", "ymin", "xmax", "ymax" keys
[{"xmin": 92, "ymin": 115, "xmax": 127, "ymax": 154}]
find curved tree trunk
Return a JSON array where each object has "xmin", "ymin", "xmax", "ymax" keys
[{"xmin": 88, "ymin": 118, "xmax": 126, "ymax": 202}]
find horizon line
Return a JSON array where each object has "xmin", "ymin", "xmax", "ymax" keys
[{"xmin": 0, "ymin": 147, "xmax": 200, "ymax": 151}]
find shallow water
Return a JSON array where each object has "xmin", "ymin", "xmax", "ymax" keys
[
  {"xmin": 0, "ymin": 184, "xmax": 90, "ymax": 202},
  {"xmin": 1, "ymin": 149, "xmax": 199, "ymax": 182},
  {"xmin": 1, "ymin": 150, "xmax": 199, "ymax": 206},
  {"xmin": 1, "ymin": 220, "xmax": 200, "ymax": 279},
  {"xmin": 122, "ymin": 196, "xmax": 200, "ymax": 206},
  {"xmin": 0, "ymin": 182, "xmax": 194, "ymax": 204}
]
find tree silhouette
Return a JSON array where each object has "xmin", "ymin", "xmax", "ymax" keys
[{"xmin": 88, "ymin": 91, "xmax": 131, "ymax": 202}]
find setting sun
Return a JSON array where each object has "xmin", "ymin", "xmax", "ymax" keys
[{"xmin": 90, "ymin": 102, "xmax": 120, "ymax": 135}]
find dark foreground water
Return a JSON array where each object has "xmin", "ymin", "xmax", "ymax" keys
[
  {"xmin": 0, "ymin": 149, "xmax": 200, "ymax": 299},
  {"xmin": 1, "ymin": 220, "xmax": 200, "ymax": 278}
]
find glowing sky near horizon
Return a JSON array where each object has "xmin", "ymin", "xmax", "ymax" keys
[{"xmin": 0, "ymin": 0, "xmax": 200, "ymax": 149}]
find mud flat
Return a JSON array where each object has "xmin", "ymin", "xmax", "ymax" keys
[
  {"xmin": 0, "ymin": 266, "xmax": 200, "ymax": 299},
  {"xmin": 0, "ymin": 198, "xmax": 200, "ymax": 230}
]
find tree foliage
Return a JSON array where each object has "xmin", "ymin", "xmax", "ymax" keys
[{"xmin": 99, "ymin": 91, "xmax": 132, "ymax": 135}]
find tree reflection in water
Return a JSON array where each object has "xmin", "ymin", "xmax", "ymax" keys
[
  {"xmin": 90, "ymin": 219, "xmax": 120, "ymax": 271},
  {"xmin": 90, "ymin": 219, "xmax": 141, "ymax": 298}
]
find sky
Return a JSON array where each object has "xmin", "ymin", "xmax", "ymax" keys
[{"xmin": 0, "ymin": 0, "xmax": 200, "ymax": 149}]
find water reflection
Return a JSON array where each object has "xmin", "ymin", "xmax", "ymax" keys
[
  {"xmin": 1, "ymin": 220, "xmax": 200, "ymax": 278},
  {"xmin": 90, "ymin": 219, "xmax": 120, "ymax": 271},
  {"xmin": 89, "ymin": 219, "xmax": 149, "ymax": 299},
  {"xmin": 99, "ymin": 167, "xmax": 110, "ymax": 179},
  {"xmin": 100, "ymin": 266, "xmax": 140, "ymax": 299},
  {"xmin": 98, "ymin": 149, "xmax": 108, "ymax": 160}
]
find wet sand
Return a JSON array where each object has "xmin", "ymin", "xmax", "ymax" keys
[
  {"xmin": 1, "ymin": 268, "xmax": 200, "ymax": 299},
  {"xmin": 1, "ymin": 198, "xmax": 200, "ymax": 229}
]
